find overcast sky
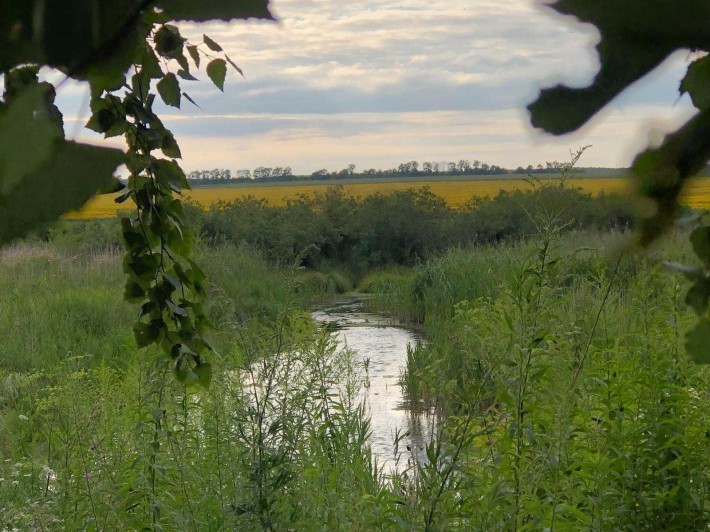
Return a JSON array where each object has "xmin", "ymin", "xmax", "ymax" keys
[{"xmin": 58, "ymin": 0, "xmax": 699, "ymax": 174}]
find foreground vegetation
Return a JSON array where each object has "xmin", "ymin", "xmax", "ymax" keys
[{"xmin": 3, "ymin": 184, "xmax": 710, "ymax": 529}]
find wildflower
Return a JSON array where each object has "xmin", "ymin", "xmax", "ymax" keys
[
  {"xmin": 84, "ymin": 471, "xmax": 93, "ymax": 479},
  {"xmin": 18, "ymin": 414, "xmax": 28, "ymax": 421}
]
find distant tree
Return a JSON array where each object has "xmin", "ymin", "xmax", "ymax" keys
[{"xmin": 254, "ymin": 167, "xmax": 271, "ymax": 179}]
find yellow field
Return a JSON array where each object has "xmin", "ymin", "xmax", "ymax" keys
[{"xmin": 68, "ymin": 177, "xmax": 710, "ymax": 219}]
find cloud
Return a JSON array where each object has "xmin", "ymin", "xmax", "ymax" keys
[{"xmin": 52, "ymin": 0, "xmax": 698, "ymax": 173}]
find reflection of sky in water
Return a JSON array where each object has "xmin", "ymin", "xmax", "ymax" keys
[{"xmin": 312, "ymin": 298, "xmax": 436, "ymax": 474}]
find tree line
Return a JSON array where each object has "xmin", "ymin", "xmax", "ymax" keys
[{"xmin": 185, "ymin": 159, "xmax": 576, "ymax": 186}]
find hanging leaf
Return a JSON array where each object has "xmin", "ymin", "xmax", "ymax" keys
[
  {"xmin": 186, "ymin": 44, "xmax": 200, "ymax": 68},
  {"xmin": 686, "ymin": 320, "xmax": 710, "ymax": 363},
  {"xmin": 157, "ymin": 73, "xmax": 181, "ymax": 108},
  {"xmin": 203, "ymin": 34, "xmax": 223, "ymax": 52},
  {"xmin": 182, "ymin": 92, "xmax": 202, "ymax": 110},
  {"xmin": 194, "ymin": 362, "xmax": 213, "ymax": 388},
  {"xmin": 161, "ymin": 131, "xmax": 182, "ymax": 158},
  {"xmin": 691, "ymin": 226, "xmax": 710, "ymax": 265},
  {"xmin": 154, "ymin": 25, "xmax": 186, "ymax": 59},
  {"xmin": 177, "ymin": 69, "xmax": 199, "ymax": 81},
  {"xmin": 686, "ymin": 279, "xmax": 710, "ymax": 315},
  {"xmin": 153, "ymin": 159, "xmax": 190, "ymax": 190},
  {"xmin": 206, "ymin": 59, "xmax": 227, "ymax": 91},
  {"xmin": 226, "ymin": 55, "xmax": 244, "ymax": 77}
]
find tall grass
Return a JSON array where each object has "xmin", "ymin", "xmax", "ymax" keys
[
  {"xmin": 4, "ymin": 211, "xmax": 710, "ymax": 529},
  {"xmin": 0, "ymin": 238, "xmax": 383, "ymax": 530},
  {"xmin": 370, "ymin": 227, "xmax": 710, "ymax": 529}
]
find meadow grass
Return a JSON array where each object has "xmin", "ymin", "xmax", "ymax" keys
[{"xmin": 4, "ymin": 213, "xmax": 710, "ymax": 528}]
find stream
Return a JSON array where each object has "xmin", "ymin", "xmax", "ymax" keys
[{"xmin": 311, "ymin": 296, "xmax": 436, "ymax": 473}]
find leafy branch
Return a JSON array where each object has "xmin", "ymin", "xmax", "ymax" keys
[{"xmin": 0, "ymin": 1, "xmax": 273, "ymax": 382}]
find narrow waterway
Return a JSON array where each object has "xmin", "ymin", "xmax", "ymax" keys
[{"xmin": 312, "ymin": 296, "xmax": 436, "ymax": 473}]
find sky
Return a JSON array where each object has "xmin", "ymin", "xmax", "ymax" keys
[{"xmin": 57, "ymin": 0, "xmax": 700, "ymax": 174}]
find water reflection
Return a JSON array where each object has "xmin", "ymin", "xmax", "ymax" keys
[{"xmin": 312, "ymin": 296, "xmax": 436, "ymax": 473}]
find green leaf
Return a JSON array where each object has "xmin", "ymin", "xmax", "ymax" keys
[
  {"xmin": 157, "ymin": 0, "xmax": 274, "ymax": 21},
  {"xmin": 681, "ymin": 55, "xmax": 710, "ymax": 111},
  {"xmin": 186, "ymin": 45, "xmax": 200, "ymax": 68},
  {"xmin": 203, "ymin": 34, "xmax": 223, "ymax": 52},
  {"xmin": 225, "ymin": 55, "xmax": 245, "ymax": 77},
  {"xmin": 161, "ymin": 131, "xmax": 182, "ymax": 158},
  {"xmin": 86, "ymin": 108, "xmax": 118, "ymax": 134},
  {"xmin": 157, "ymin": 74, "xmax": 181, "ymax": 108},
  {"xmin": 153, "ymin": 159, "xmax": 189, "ymax": 190},
  {"xmin": 177, "ymin": 69, "xmax": 198, "ymax": 81},
  {"xmin": 0, "ymin": 140, "xmax": 124, "ymax": 244},
  {"xmin": 141, "ymin": 45, "xmax": 164, "ymax": 79},
  {"xmin": 182, "ymin": 92, "xmax": 202, "ymax": 110},
  {"xmin": 99, "ymin": 176, "xmax": 126, "ymax": 194},
  {"xmin": 125, "ymin": 282, "xmax": 147, "ymax": 302},
  {"xmin": 174, "ymin": 355, "xmax": 189, "ymax": 382},
  {"xmin": 166, "ymin": 299, "xmax": 188, "ymax": 317},
  {"xmin": 0, "ymin": 86, "xmax": 61, "ymax": 196},
  {"xmin": 167, "ymin": 225, "xmax": 194, "ymax": 257},
  {"xmin": 686, "ymin": 320, "xmax": 710, "ymax": 364},
  {"xmin": 194, "ymin": 362, "xmax": 213, "ymax": 388},
  {"xmin": 691, "ymin": 227, "xmax": 710, "ymax": 264},
  {"xmin": 686, "ymin": 279, "xmax": 710, "ymax": 315},
  {"xmin": 3, "ymin": 66, "xmax": 41, "ymax": 101},
  {"xmin": 633, "ymin": 109, "xmax": 710, "ymax": 244},
  {"xmin": 206, "ymin": 59, "xmax": 227, "ymax": 91},
  {"xmin": 154, "ymin": 25, "xmax": 186, "ymax": 59},
  {"xmin": 134, "ymin": 322, "xmax": 161, "ymax": 349}
]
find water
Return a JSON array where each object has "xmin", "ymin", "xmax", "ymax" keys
[{"xmin": 312, "ymin": 296, "xmax": 436, "ymax": 473}]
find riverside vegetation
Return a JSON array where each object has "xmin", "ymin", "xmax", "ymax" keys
[{"xmin": 2, "ymin": 181, "xmax": 710, "ymax": 529}]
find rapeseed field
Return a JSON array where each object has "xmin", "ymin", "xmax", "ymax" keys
[{"xmin": 68, "ymin": 177, "xmax": 710, "ymax": 219}]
